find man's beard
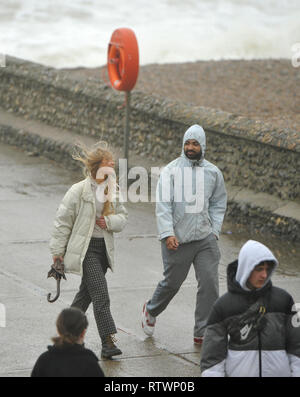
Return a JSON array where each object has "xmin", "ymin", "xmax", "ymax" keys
[{"xmin": 184, "ymin": 149, "xmax": 202, "ymax": 160}]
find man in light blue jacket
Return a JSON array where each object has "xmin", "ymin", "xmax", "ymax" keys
[{"xmin": 142, "ymin": 125, "xmax": 227, "ymax": 344}]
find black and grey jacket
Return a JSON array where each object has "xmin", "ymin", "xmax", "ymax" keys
[{"xmin": 200, "ymin": 240, "xmax": 300, "ymax": 377}]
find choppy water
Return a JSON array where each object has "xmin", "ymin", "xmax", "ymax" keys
[{"xmin": 0, "ymin": 0, "xmax": 299, "ymax": 68}]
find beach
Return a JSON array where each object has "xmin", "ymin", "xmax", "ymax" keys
[{"xmin": 64, "ymin": 59, "xmax": 300, "ymax": 133}]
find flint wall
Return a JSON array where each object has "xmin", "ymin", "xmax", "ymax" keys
[{"xmin": 1, "ymin": 56, "xmax": 299, "ymax": 201}]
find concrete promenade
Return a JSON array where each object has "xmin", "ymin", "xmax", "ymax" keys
[{"xmin": 0, "ymin": 142, "xmax": 299, "ymax": 378}]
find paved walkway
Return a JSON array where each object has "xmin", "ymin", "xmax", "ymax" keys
[{"xmin": 0, "ymin": 142, "xmax": 299, "ymax": 377}]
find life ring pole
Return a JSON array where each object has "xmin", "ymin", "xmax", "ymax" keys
[
  {"xmin": 124, "ymin": 91, "xmax": 131, "ymax": 162},
  {"xmin": 107, "ymin": 28, "xmax": 139, "ymax": 165}
]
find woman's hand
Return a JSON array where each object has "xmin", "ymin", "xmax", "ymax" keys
[
  {"xmin": 52, "ymin": 256, "xmax": 64, "ymax": 263},
  {"xmin": 96, "ymin": 216, "xmax": 107, "ymax": 229}
]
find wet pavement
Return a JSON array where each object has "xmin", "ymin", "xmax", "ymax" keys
[{"xmin": 0, "ymin": 142, "xmax": 299, "ymax": 377}]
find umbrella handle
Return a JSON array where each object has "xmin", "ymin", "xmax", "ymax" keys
[{"xmin": 47, "ymin": 278, "xmax": 61, "ymax": 303}]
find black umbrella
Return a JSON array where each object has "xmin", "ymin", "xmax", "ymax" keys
[{"xmin": 47, "ymin": 258, "xmax": 66, "ymax": 303}]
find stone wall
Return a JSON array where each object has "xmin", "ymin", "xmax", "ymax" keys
[
  {"xmin": 1, "ymin": 122, "xmax": 299, "ymax": 241},
  {"xmin": 1, "ymin": 56, "xmax": 299, "ymax": 201}
]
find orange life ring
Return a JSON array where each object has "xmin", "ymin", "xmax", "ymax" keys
[{"xmin": 107, "ymin": 28, "xmax": 139, "ymax": 92}]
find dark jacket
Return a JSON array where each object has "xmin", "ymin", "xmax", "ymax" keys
[
  {"xmin": 200, "ymin": 259, "xmax": 300, "ymax": 377},
  {"xmin": 31, "ymin": 343, "xmax": 105, "ymax": 377}
]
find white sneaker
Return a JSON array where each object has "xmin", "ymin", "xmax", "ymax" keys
[
  {"xmin": 142, "ymin": 302, "xmax": 156, "ymax": 336},
  {"xmin": 194, "ymin": 336, "xmax": 204, "ymax": 345}
]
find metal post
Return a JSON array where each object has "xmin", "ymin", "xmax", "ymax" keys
[{"xmin": 124, "ymin": 91, "xmax": 131, "ymax": 163}]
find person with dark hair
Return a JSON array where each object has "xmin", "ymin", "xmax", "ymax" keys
[
  {"xmin": 31, "ymin": 307, "xmax": 105, "ymax": 377},
  {"xmin": 142, "ymin": 125, "xmax": 227, "ymax": 344},
  {"xmin": 200, "ymin": 240, "xmax": 300, "ymax": 377}
]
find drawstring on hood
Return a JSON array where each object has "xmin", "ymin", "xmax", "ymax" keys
[
  {"xmin": 236, "ymin": 240, "xmax": 278, "ymax": 291},
  {"xmin": 181, "ymin": 124, "xmax": 206, "ymax": 165}
]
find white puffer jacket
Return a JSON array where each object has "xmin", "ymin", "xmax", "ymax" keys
[{"xmin": 49, "ymin": 177, "xmax": 128, "ymax": 275}]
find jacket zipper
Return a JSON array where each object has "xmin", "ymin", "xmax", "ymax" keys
[{"xmin": 258, "ymin": 330, "xmax": 262, "ymax": 377}]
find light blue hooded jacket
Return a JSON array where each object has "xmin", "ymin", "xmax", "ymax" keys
[{"xmin": 156, "ymin": 125, "xmax": 227, "ymax": 243}]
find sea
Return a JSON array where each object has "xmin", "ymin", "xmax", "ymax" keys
[{"xmin": 0, "ymin": 0, "xmax": 299, "ymax": 68}]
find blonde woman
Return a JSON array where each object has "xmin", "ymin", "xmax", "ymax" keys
[{"xmin": 49, "ymin": 142, "xmax": 128, "ymax": 359}]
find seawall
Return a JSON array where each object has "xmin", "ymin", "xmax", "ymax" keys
[{"xmin": 0, "ymin": 56, "xmax": 299, "ymax": 240}]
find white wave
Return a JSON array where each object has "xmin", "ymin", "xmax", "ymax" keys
[{"xmin": 0, "ymin": 0, "xmax": 299, "ymax": 68}]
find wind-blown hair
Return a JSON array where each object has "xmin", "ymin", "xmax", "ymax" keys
[
  {"xmin": 72, "ymin": 140, "xmax": 114, "ymax": 179},
  {"xmin": 72, "ymin": 141, "xmax": 116, "ymax": 216}
]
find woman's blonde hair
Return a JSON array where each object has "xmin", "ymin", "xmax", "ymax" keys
[{"xmin": 72, "ymin": 141, "xmax": 116, "ymax": 216}]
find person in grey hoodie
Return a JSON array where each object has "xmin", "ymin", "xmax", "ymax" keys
[
  {"xmin": 200, "ymin": 240, "xmax": 300, "ymax": 377},
  {"xmin": 142, "ymin": 124, "xmax": 227, "ymax": 343}
]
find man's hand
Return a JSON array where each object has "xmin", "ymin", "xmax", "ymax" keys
[
  {"xmin": 166, "ymin": 236, "xmax": 179, "ymax": 250},
  {"xmin": 96, "ymin": 216, "xmax": 107, "ymax": 229}
]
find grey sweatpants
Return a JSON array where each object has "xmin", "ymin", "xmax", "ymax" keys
[
  {"xmin": 147, "ymin": 233, "xmax": 220, "ymax": 337},
  {"xmin": 71, "ymin": 238, "xmax": 117, "ymax": 340}
]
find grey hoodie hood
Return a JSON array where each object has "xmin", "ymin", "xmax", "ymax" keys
[
  {"xmin": 236, "ymin": 240, "xmax": 278, "ymax": 291},
  {"xmin": 181, "ymin": 124, "xmax": 206, "ymax": 162}
]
